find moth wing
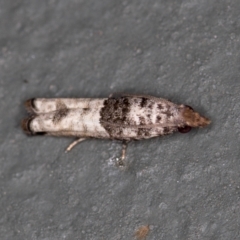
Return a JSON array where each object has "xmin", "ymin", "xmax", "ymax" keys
[
  {"xmin": 100, "ymin": 120, "xmax": 178, "ymax": 129},
  {"xmin": 109, "ymin": 92, "xmax": 171, "ymax": 103}
]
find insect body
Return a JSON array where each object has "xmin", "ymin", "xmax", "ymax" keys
[{"xmin": 22, "ymin": 94, "xmax": 210, "ymax": 158}]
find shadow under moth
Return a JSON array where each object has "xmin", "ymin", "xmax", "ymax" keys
[{"xmin": 22, "ymin": 94, "xmax": 210, "ymax": 161}]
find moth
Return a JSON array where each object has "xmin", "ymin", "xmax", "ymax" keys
[{"xmin": 21, "ymin": 94, "xmax": 210, "ymax": 161}]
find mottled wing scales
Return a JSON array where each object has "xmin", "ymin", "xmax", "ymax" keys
[
  {"xmin": 22, "ymin": 99, "xmax": 109, "ymax": 138},
  {"xmin": 24, "ymin": 98, "xmax": 107, "ymax": 114},
  {"xmin": 99, "ymin": 96, "xmax": 181, "ymax": 140},
  {"xmin": 22, "ymin": 95, "xmax": 210, "ymax": 144},
  {"xmin": 100, "ymin": 120, "xmax": 179, "ymax": 129},
  {"xmin": 121, "ymin": 93, "xmax": 172, "ymax": 105},
  {"xmin": 52, "ymin": 103, "xmax": 69, "ymax": 124}
]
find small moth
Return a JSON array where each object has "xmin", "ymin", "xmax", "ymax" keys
[{"xmin": 21, "ymin": 94, "xmax": 210, "ymax": 160}]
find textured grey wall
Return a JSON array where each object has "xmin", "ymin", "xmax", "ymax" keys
[{"xmin": 1, "ymin": 0, "xmax": 240, "ymax": 239}]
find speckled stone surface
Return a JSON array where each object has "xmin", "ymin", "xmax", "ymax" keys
[{"xmin": 1, "ymin": 0, "xmax": 240, "ymax": 239}]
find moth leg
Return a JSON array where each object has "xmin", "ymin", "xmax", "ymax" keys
[
  {"xmin": 116, "ymin": 140, "xmax": 129, "ymax": 166},
  {"xmin": 65, "ymin": 138, "xmax": 86, "ymax": 153},
  {"xmin": 121, "ymin": 140, "xmax": 128, "ymax": 160}
]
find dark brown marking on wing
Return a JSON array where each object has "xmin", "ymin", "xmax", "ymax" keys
[
  {"xmin": 157, "ymin": 103, "xmax": 163, "ymax": 110},
  {"xmin": 100, "ymin": 97, "xmax": 131, "ymax": 137},
  {"xmin": 156, "ymin": 116, "xmax": 162, "ymax": 122},
  {"xmin": 134, "ymin": 98, "xmax": 139, "ymax": 104},
  {"xmin": 82, "ymin": 108, "xmax": 90, "ymax": 113},
  {"xmin": 148, "ymin": 102, "xmax": 153, "ymax": 109},
  {"xmin": 162, "ymin": 109, "xmax": 173, "ymax": 118},
  {"xmin": 53, "ymin": 107, "xmax": 69, "ymax": 124},
  {"xmin": 139, "ymin": 116, "xmax": 146, "ymax": 125},
  {"xmin": 163, "ymin": 127, "xmax": 171, "ymax": 134},
  {"xmin": 137, "ymin": 128, "xmax": 151, "ymax": 137},
  {"xmin": 140, "ymin": 97, "xmax": 148, "ymax": 108}
]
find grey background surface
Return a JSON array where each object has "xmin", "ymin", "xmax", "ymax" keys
[{"xmin": 1, "ymin": 0, "xmax": 240, "ymax": 239}]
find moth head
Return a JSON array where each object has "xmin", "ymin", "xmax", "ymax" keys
[{"xmin": 180, "ymin": 105, "xmax": 211, "ymax": 128}]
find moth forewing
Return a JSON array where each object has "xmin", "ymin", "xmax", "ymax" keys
[
  {"xmin": 25, "ymin": 98, "xmax": 107, "ymax": 114},
  {"xmin": 99, "ymin": 120, "xmax": 182, "ymax": 129}
]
